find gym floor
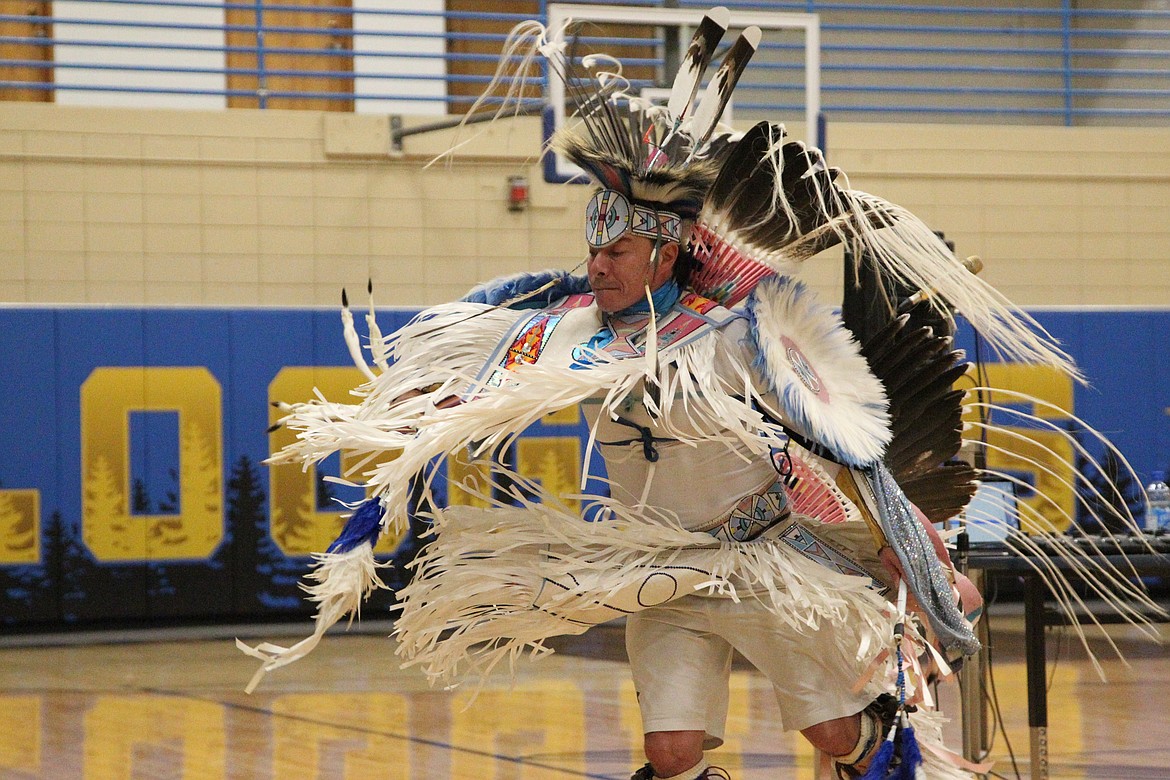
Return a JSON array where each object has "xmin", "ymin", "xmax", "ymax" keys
[{"xmin": 1, "ymin": 610, "xmax": 1167, "ymax": 779}]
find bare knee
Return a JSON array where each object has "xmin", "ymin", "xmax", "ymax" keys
[
  {"xmin": 801, "ymin": 713, "xmax": 861, "ymax": 757},
  {"xmin": 806, "ymin": 697, "xmax": 901, "ymax": 778},
  {"xmin": 643, "ymin": 730, "xmax": 706, "ymax": 778}
]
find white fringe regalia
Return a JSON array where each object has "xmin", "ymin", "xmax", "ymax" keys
[
  {"xmin": 241, "ymin": 274, "xmax": 936, "ymax": 695},
  {"xmin": 238, "ymin": 14, "xmax": 1162, "ymax": 779},
  {"xmin": 240, "ymin": 274, "xmax": 987, "ymax": 780}
]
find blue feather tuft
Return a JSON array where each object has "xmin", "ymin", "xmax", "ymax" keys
[
  {"xmin": 860, "ymin": 735, "xmax": 896, "ymax": 780},
  {"xmin": 858, "ymin": 720, "xmax": 924, "ymax": 780},
  {"xmin": 461, "ymin": 270, "xmax": 591, "ymax": 309},
  {"xmin": 326, "ymin": 497, "xmax": 385, "ymax": 554},
  {"xmin": 896, "ymin": 725, "xmax": 923, "ymax": 779}
]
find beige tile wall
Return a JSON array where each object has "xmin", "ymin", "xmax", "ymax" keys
[
  {"xmin": 1, "ymin": 102, "xmax": 1168, "ymax": 308},
  {"xmin": 827, "ymin": 123, "xmax": 1170, "ymax": 307}
]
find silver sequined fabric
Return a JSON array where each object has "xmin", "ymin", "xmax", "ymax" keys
[{"xmin": 867, "ymin": 463, "xmax": 981, "ymax": 656}]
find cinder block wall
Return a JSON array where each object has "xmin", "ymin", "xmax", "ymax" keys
[
  {"xmin": 824, "ymin": 124, "xmax": 1170, "ymax": 307},
  {"xmin": 2, "ymin": 102, "xmax": 1169, "ymax": 307}
]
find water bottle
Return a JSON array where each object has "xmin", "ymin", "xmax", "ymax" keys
[{"xmin": 1146, "ymin": 470, "xmax": 1170, "ymax": 532}]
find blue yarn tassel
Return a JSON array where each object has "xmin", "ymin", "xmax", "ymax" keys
[
  {"xmin": 860, "ymin": 718, "xmax": 924, "ymax": 780},
  {"xmin": 326, "ymin": 497, "xmax": 385, "ymax": 554},
  {"xmin": 863, "ymin": 580, "xmax": 925, "ymax": 780},
  {"xmin": 860, "ymin": 730, "xmax": 897, "ymax": 780},
  {"xmin": 897, "ymin": 724, "xmax": 923, "ymax": 779}
]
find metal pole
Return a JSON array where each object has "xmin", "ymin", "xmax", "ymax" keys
[
  {"xmin": 959, "ymin": 565, "xmax": 992, "ymax": 761},
  {"xmin": 1061, "ymin": 0, "xmax": 1072, "ymax": 126},
  {"xmin": 255, "ymin": 0, "xmax": 268, "ymax": 108},
  {"xmin": 1024, "ymin": 574, "xmax": 1049, "ymax": 780},
  {"xmin": 805, "ymin": 16, "xmax": 820, "ymax": 149}
]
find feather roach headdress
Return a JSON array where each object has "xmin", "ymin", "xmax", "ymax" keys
[
  {"xmin": 530, "ymin": 9, "xmax": 864, "ymax": 305},
  {"xmin": 545, "ymin": 8, "xmax": 743, "ymax": 252},
  {"xmin": 457, "ymin": 8, "xmax": 1080, "ymax": 375}
]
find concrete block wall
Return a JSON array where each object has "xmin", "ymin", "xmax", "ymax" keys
[
  {"xmin": 0, "ymin": 104, "xmax": 585, "ymax": 307},
  {"xmin": 826, "ymin": 123, "xmax": 1170, "ymax": 306},
  {"xmin": 1, "ymin": 102, "xmax": 1169, "ymax": 308}
]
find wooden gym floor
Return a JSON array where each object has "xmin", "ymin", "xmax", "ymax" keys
[{"xmin": 0, "ymin": 611, "xmax": 1167, "ymax": 779}]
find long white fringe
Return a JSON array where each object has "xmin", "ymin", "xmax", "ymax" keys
[
  {"xmin": 962, "ymin": 386, "xmax": 1167, "ymax": 678},
  {"xmin": 392, "ymin": 498, "xmax": 899, "ymax": 688},
  {"xmin": 255, "ymin": 298, "xmax": 825, "ymax": 681},
  {"xmin": 236, "ymin": 542, "xmax": 386, "ymax": 693}
]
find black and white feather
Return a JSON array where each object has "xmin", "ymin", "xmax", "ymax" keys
[
  {"xmin": 851, "ymin": 301, "xmax": 977, "ymax": 523},
  {"xmin": 665, "ymin": 7, "xmax": 730, "ymax": 125}
]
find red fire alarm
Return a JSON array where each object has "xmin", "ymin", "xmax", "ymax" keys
[{"xmin": 507, "ymin": 175, "xmax": 529, "ymax": 212}]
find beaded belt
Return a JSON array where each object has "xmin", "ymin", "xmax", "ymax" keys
[{"xmin": 706, "ymin": 480, "xmax": 791, "ymax": 542}]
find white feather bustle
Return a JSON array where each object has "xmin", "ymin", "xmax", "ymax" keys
[
  {"xmin": 695, "ymin": 123, "xmax": 1080, "ymax": 380},
  {"xmin": 748, "ymin": 276, "xmax": 891, "ymax": 467}
]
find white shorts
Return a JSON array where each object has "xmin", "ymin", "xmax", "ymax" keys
[{"xmin": 625, "ymin": 594, "xmax": 875, "ymax": 748}]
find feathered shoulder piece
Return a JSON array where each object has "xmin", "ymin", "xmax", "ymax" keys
[{"xmin": 688, "ymin": 121, "xmax": 1080, "ymax": 381}]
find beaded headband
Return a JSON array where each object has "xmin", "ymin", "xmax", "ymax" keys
[{"xmin": 585, "ymin": 189, "xmax": 682, "ymax": 250}]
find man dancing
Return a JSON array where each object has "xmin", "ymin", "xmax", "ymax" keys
[{"xmin": 241, "ymin": 10, "xmax": 1135, "ymax": 779}]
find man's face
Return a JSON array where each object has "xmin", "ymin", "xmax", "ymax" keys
[{"xmin": 587, "ymin": 234, "xmax": 678, "ymax": 313}]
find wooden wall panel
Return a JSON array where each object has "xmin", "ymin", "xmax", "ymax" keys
[
  {"xmin": 445, "ymin": 1, "xmax": 538, "ymax": 113},
  {"xmin": 226, "ymin": 0, "xmax": 353, "ymax": 111},
  {"xmin": 0, "ymin": 0, "xmax": 53, "ymax": 102},
  {"xmin": 445, "ymin": 1, "xmax": 658, "ymax": 115}
]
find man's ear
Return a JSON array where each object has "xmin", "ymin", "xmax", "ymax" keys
[
  {"xmin": 647, "ymin": 239, "xmax": 679, "ymax": 288},
  {"xmin": 658, "ymin": 241, "xmax": 680, "ymax": 275}
]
